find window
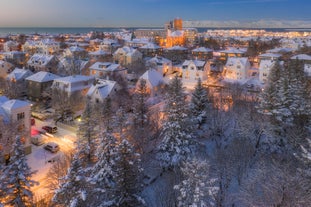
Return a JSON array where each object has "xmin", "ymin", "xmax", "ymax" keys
[
  {"xmin": 17, "ymin": 112, "xmax": 25, "ymax": 120},
  {"xmin": 263, "ymin": 73, "xmax": 267, "ymax": 77}
]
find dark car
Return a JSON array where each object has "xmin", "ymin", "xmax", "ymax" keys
[{"xmin": 42, "ymin": 126, "xmax": 57, "ymax": 134}]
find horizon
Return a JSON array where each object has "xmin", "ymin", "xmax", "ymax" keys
[{"xmin": 1, "ymin": 0, "xmax": 310, "ymax": 28}]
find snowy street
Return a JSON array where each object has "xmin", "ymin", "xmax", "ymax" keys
[{"xmin": 27, "ymin": 118, "xmax": 77, "ymax": 199}]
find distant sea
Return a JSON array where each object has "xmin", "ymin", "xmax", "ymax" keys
[{"xmin": 0, "ymin": 27, "xmax": 310, "ymax": 36}]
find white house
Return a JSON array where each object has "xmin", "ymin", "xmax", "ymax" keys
[
  {"xmin": 36, "ymin": 39, "xmax": 60, "ymax": 55},
  {"xmin": 146, "ymin": 56, "xmax": 172, "ymax": 76},
  {"xmin": 89, "ymin": 62, "xmax": 127, "ymax": 79},
  {"xmin": 87, "ymin": 79, "xmax": 119, "ymax": 103},
  {"xmin": 137, "ymin": 69, "xmax": 164, "ymax": 97},
  {"xmin": 3, "ymin": 40, "xmax": 19, "ymax": 52},
  {"xmin": 64, "ymin": 46, "xmax": 87, "ymax": 59},
  {"xmin": 27, "ymin": 53, "xmax": 58, "ymax": 73},
  {"xmin": 113, "ymin": 46, "xmax": 143, "ymax": 66},
  {"xmin": 224, "ymin": 57, "xmax": 251, "ymax": 81},
  {"xmin": 0, "ymin": 96, "xmax": 32, "ymax": 155},
  {"xmin": 181, "ymin": 60, "xmax": 208, "ymax": 84},
  {"xmin": 259, "ymin": 59, "xmax": 277, "ymax": 84},
  {"xmin": 7, "ymin": 68, "xmax": 33, "ymax": 83},
  {"xmin": 51, "ymin": 75, "xmax": 95, "ymax": 96}
]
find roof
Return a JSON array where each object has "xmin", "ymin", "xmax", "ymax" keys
[
  {"xmin": 26, "ymin": 71, "xmax": 60, "ymax": 83},
  {"xmin": 291, "ymin": 54, "xmax": 311, "ymax": 61},
  {"xmin": 259, "ymin": 59, "xmax": 276, "ymax": 70},
  {"xmin": 140, "ymin": 43, "xmax": 162, "ymax": 50},
  {"xmin": 226, "ymin": 57, "xmax": 249, "ymax": 67},
  {"xmin": 1, "ymin": 99, "xmax": 30, "ymax": 111},
  {"xmin": 7, "ymin": 68, "xmax": 33, "ymax": 81},
  {"xmin": 182, "ymin": 60, "xmax": 206, "ymax": 67},
  {"xmin": 27, "ymin": 53, "xmax": 55, "ymax": 66},
  {"xmin": 166, "ymin": 46, "xmax": 188, "ymax": 51},
  {"xmin": 139, "ymin": 69, "xmax": 163, "ymax": 88},
  {"xmin": 87, "ymin": 79, "xmax": 116, "ymax": 100},
  {"xmin": 89, "ymin": 50, "xmax": 108, "ymax": 56},
  {"xmin": 89, "ymin": 62, "xmax": 123, "ymax": 72},
  {"xmin": 53, "ymin": 75, "xmax": 94, "ymax": 84},
  {"xmin": 192, "ymin": 47, "xmax": 213, "ymax": 53},
  {"xmin": 147, "ymin": 56, "xmax": 171, "ymax": 64},
  {"xmin": 168, "ymin": 30, "xmax": 184, "ymax": 37},
  {"xmin": 219, "ymin": 48, "xmax": 247, "ymax": 54},
  {"xmin": 0, "ymin": 96, "xmax": 9, "ymax": 104},
  {"xmin": 69, "ymin": 46, "xmax": 85, "ymax": 52},
  {"xmin": 259, "ymin": 53, "xmax": 282, "ymax": 58},
  {"xmin": 267, "ymin": 47, "xmax": 293, "ymax": 53}
]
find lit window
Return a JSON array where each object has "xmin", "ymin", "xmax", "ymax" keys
[{"xmin": 17, "ymin": 112, "xmax": 25, "ymax": 120}]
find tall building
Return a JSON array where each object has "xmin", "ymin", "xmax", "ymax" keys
[{"xmin": 174, "ymin": 18, "xmax": 183, "ymax": 30}]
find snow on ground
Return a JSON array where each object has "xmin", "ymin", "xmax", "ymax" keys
[{"xmin": 27, "ymin": 118, "xmax": 77, "ymax": 199}]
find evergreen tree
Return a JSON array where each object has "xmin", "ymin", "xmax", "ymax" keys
[
  {"xmin": 0, "ymin": 136, "xmax": 36, "ymax": 207},
  {"xmin": 91, "ymin": 130, "xmax": 117, "ymax": 196},
  {"xmin": 111, "ymin": 139, "xmax": 144, "ymax": 207},
  {"xmin": 53, "ymin": 152, "xmax": 90, "ymax": 207},
  {"xmin": 133, "ymin": 79, "xmax": 149, "ymax": 129},
  {"xmin": 190, "ymin": 78, "xmax": 209, "ymax": 129},
  {"xmin": 157, "ymin": 75, "xmax": 194, "ymax": 169},
  {"xmin": 77, "ymin": 98, "xmax": 99, "ymax": 162},
  {"xmin": 174, "ymin": 158, "xmax": 219, "ymax": 207}
]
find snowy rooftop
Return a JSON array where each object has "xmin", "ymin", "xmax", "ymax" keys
[
  {"xmin": 259, "ymin": 59, "xmax": 276, "ymax": 70},
  {"xmin": 53, "ymin": 75, "xmax": 94, "ymax": 84},
  {"xmin": 140, "ymin": 43, "xmax": 162, "ymax": 50},
  {"xmin": 182, "ymin": 60, "xmax": 206, "ymax": 67},
  {"xmin": 139, "ymin": 69, "xmax": 163, "ymax": 88},
  {"xmin": 219, "ymin": 48, "xmax": 247, "ymax": 54},
  {"xmin": 147, "ymin": 56, "xmax": 172, "ymax": 64},
  {"xmin": 291, "ymin": 54, "xmax": 311, "ymax": 61},
  {"xmin": 259, "ymin": 53, "xmax": 282, "ymax": 58},
  {"xmin": 166, "ymin": 46, "xmax": 188, "ymax": 51},
  {"xmin": 7, "ymin": 68, "xmax": 33, "ymax": 81},
  {"xmin": 89, "ymin": 62, "xmax": 123, "ymax": 72},
  {"xmin": 27, "ymin": 53, "xmax": 54, "ymax": 66},
  {"xmin": 114, "ymin": 46, "xmax": 137, "ymax": 56},
  {"xmin": 26, "ymin": 71, "xmax": 60, "ymax": 83},
  {"xmin": 226, "ymin": 57, "xmax": 249, "ymax": 67},
  {"xmin": 1, "ymin": 99, "xmax": 30, "ymax": 111},
  {"xmin": 266, "ymin": 47, "xmax": 293, "ymax": 53},
  {"xmin": 192, "ymin": 47, "xmax": 213, "ymax": 53},
  {"xmin": 87, "ymin": 79, "xmax": 116, "ymax": 99},
  {"xmin": 89, "ymin": 50, "xmax": 108, "ymax": 56},
  {"xmin": 168, "ymin": 30, "xmax": 184, "ymax": 37},
  {"xmin": 69, "ymin": 46, "xmax": 85, "ymax": 52},
  {"xmin": 0, "ymin": 96, "xmax": 9, "ymax": 104}
]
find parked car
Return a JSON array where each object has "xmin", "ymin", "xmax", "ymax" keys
[
  {"xmin": 44, "ymin": 142, "xmax": 60, "ymax": 153},
  {"xmin": 31, "ymin": 135, "xmax": 45, "ymax": 146},
  {"xmin": 42, "ymin": 126, "xmax": 57, "ymax": 134}
]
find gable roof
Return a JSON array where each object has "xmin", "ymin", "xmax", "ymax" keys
[
  {"xmin": 26, "ymin": 71, "xmax": 60, "ymax": 83},
  {"xmin": 1, "ymin": 99, "xmax": 30, "ymax": 111},
  {"xmin": 291, "ymin": 54, "xmax": 311, "ymax": 61},
  {"xmin": 182, "ymin": 60, "xmax": 206, "ymax": 68},
  {"xmin": 7, "ymin": 68, "xmax": 33, "ymax": 81},
  {"xmin": 226, "ymin": 57, "xmax": 249, "ymax": 67},
  {"xmin": 89, "ymin": 62, "xmax": 123, "ymax": 72},
  {"xmin": 87, "ymin": 79, "xmax": 116, "ymax": 100},
  {"xmin": 192, "ymin": 47, "xmax": 213, "ymax": 53},
  {"xmin": 139, "ymin": 69, "xmax": 163, "ymax": 88},
  {"xmin": 27, "ymin": 53, "xmax": 55, "ymax": 66}
]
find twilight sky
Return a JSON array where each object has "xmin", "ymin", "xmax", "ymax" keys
[{"xmin": 0, "ymin": 0, "xmax": 310, "ymax": 27}]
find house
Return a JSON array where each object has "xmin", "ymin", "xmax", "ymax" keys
[
  {"xmin": 89, "ymin": 50, "xmax": 111, "ymax": 62},
  {"xmin": 58, "ymin": 57, "xmax": 90, "ymax": 76},
  {"xmin": 259, "ymin": 59, "xmax": 277, "ymax": 84},
  {"xmin": 192, "ymin": 47, "xmax": 213, "ymax": 60},
  {"xmin": 51, "ymin": 75, "xmax": 95, "ymax": 96},
  {"xmin": 3, "ymin": 40, "xmax": 19, "ymax": 52},
  {"xmin": 36, "ymin": 39, "xmax": 60, "ymax": 55},
  {"xmin": 3, "ymin": 51, "xmax": 26, "ymax": 66},
  {"xmin": 0, "ymin": 96, "xmax": 32, "ymax": 157},
  {"xmin": 89, "ymin": 62, "xmax": 127, "ymax": 79},
  {"xmin": 219, "ymin": 48, "xmax": 247, "ymax": 61},
  {"xmin": 113, "ymin": 46, "xmax": 143, "ymax": 66},
  {"xmin": 164, "ymin": 46, "xmax": 188, "ymax": 64},
  {"xmin": 0, "ymin": 60, "xmax": 14, "ymax": 79},
  {"xmin": 7, "ymin": 68, "xmax": 33, "ymax": 97},
  {"xmin": 87, "ymin": 79, "xmax": 119, "ymax": 104},
  {"xmin": 139, "ymin": 43, "xmax": 163, "ymax": 57},
  {"xmin": 137, "ymin": 69, "xmax": 164, "ymax": 97},
  {"xmin": 98, "ymin": 38, "xmax": 120, "ymax": 54},
  {"xmin": 64, "ymin": 46, "xmax": 88, "ymax": 59},
  {"xmin": 145, "ymin": 56, "xmax": 173, "ymax": 76},
  {"xmin": 259, "ymin": 53, "xmax": 282, "ymax": 61},
  {"xmin": 224, "ymin": 57, "xmax": 251, "ymax": 81},
  {"xmin": 291, "ymin": 54, "xmax": 311, "ymax": 77},
  {"xmin": 181, "ymin": 60, "xmax": 208, "ymax": 86},
  {"xmin": 25, "ymin": 71, "xmax": 60, "ymax": 101},
  {"xmin": 27, "ymin": 53, "xmax": 58, "ymax": 73}
]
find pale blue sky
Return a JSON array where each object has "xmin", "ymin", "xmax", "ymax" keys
[{"xmin": 0, "ymin": 0, "xmax": 310, "ymax": 27}]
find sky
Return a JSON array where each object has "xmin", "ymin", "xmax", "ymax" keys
[{"xmin": 0, "ymin": 0, "xmax": 310, "ymax": 27}]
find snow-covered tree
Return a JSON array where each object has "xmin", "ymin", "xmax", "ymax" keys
[
  {"xmin": 91, "ymin": 130, "xmax": 117, "ymax": 196},
  {"xmin": 157, "ymin": 75, "xmax": 194, "ymax": 169},
  {"xmin": 77, "ymin": 98, "xmax": 99, "ymax": 162},
  {"xmin": 113, "ymin": 106, "xmax": 127, "ymax": 137},
  {"xmin": 111, "ymin": 139, "xmax": 144, "ymax": 207},
  {"xmin": 133, "ymin": 79, "xmax": 149, "ymax": 129},
  {"xmin": 0, "ymin": 136, "xmax": 36, "ymax": 207},
  {"xmin": 53, "ymin": 152, "xmax": 90, "ymax": 207},
  {"xmin": 174, "ymin": 158, "xmax": 218, "ymax": 207},
  {"xmin": 190, "ymin": 78, "xmax": 209, "ymax": 129}
]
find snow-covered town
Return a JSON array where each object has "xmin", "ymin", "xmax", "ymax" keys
[{"xmin": 0, "ymin": 7, "xmax": 311, "ymax": 207}]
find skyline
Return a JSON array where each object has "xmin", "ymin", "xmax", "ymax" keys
[{"xmin": 0, "ymin": 0, "xmax": 311, "ymax": 28}]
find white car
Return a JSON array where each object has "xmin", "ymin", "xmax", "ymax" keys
[{"xmin": 44, "ymin": 142, "xmax": 60, "ymax": 153}]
